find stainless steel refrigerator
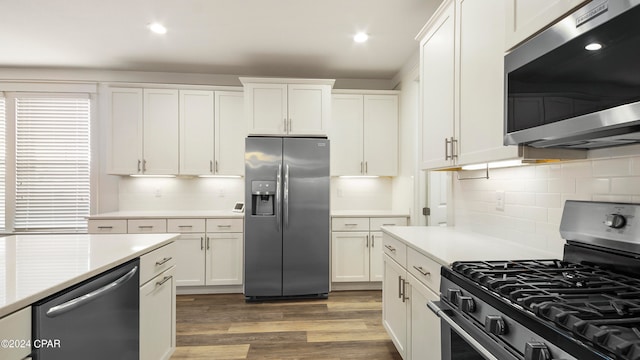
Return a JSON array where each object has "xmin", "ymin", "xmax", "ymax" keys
[{"xmin": 244, "ymin": 136, "xmax": 330, "ymax": 300}]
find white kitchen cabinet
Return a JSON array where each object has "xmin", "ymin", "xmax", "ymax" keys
[
  {"xmin": 108, "ymin": 87, "xmax": 143, "ymax": 174},
  {"xmin": 87, "ymin": 219, "xmax": 127, "ymax": 234},
  {"xmin": 331, "ymin": 93, "xmax": 398, "ymax": 176},
  {"xmin": 143, "ymin": 89, "xmax": 179, "ymax": 174},
  {"xmin": 241, "ymin": 78, "xmax": 334, "ymax": 136},
  {"xmin": 0, "ymin": 307, "xmax": 31, "ymax": 360},
  {"xmin": 174, "ymin": 233, "xmax": 206, "ymax": 286},
  {"xmin": 108, "ymin": 87, "xmax": 179, "ymax": 175},
  {"xmin": 179, "ymin": 90, "xmax": 215, "ymax": 175},
  {"xmin": 331, "ymin": 217, "xmax": 407, "ymax": 283},
  {"xmin": 383, "ymin": 253, "xmax": 408, "ymax": 359},
  {"xmin": 505, "ymin": 0, "xmax": 591, "ymax": 51},
  {"xmin": 419, "ymin": 2, "xmax": 456, "ymax": 170},
  {"xmin": 205, "ymin": 232, "xmax": 243, "ymax": 285},
  {"xmin": 179, "ymin": 90, "xmax": 245, "ymax": 176},
  {"xmin": 407, "ymin": 273, "xmax": 441, "ymax": 360},
  {"xmin": 214, "ymin": 91, "xmax": 245, "ymax": 175},
  {"xmin": 140, "ymin": 265, "xmax": 175, "ymax": 360}
]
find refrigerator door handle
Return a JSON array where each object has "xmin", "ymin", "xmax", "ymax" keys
[
  {"xmin": 276, "ymin": 163, "xmax": 282, "ymax": 232},
  {"xmin": 284, "ymin": 164, "xmax": 290, "ymax": 229}
]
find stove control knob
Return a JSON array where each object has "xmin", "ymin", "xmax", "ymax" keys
[
  {"xmin": 485, "ymin": 315, "xmax": 507, "ymax": 335},
  {"xmin": 605, "ymin": 214, "xmax": 626, "ymax": 229},
  {"xmin": 459, "ymin": 296, "xmax": 476, "ymax": 313},
  {"xmin": 524, "ymin": 342, "xmax": 551, "ymax": 360},
  {"xmin": 447, "ymin": 289, "xmax": 462, "ymax": 305}
]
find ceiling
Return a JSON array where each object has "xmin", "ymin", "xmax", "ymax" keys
[{"xmin": 0, "ymin": 0, "xmax": 441, "ymax": 80}]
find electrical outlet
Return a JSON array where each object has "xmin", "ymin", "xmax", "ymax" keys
[{"xmin": 496, "ymin": 190, "xmax": 505, "ymax": 211}]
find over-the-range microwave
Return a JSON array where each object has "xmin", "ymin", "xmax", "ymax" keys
[{"xmin": 504, "ymin": 0, "xmax": 640, "ymax": 149}]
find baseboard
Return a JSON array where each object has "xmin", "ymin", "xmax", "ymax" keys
[
  {"xmin": 331, "ymin": 282, "xmax": 382, "ymax": 291},
  {"xmin": 176, "ymin": 285, "xmax": 243, "ymax": 295}
]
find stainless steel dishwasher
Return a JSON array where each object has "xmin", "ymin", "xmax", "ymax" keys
[{"xmin": 33, "ymin": 259, "xmax": 140, "ymax": 360}]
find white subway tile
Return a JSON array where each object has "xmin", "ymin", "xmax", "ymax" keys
[
  {"xmin": 592, "ymin": 158, "xmax": 631, "ymax": 177},
  {"xmin": 536, "ymin": 222, "xmax": 561, "ymax": 239},
  {"xmin": 548, "ymin": 179, "xmax": 562, "ymax": 193},
  {"xmin": 536, "ymin": 193, "xmax": 562, "ymax": 208},
  {"xmin": 548, "ymin": 208, "xmax": 564, "ymax": 225},
  {"xmin": 611, "ymin": 177, "xmax": 640, "ymax": 195},
  {"xmin": 632, "ymin": 157, "xmax": 640, "ymax": 176},
  {"xmin": 523, "ymin": 179, "xmax": 548, "ymax": 193},
  {"xmin": 576, "ymin": 178, "xmax": 610, "ymax": 194},
  {"xmin": 546, "ymin": 236, "xmax": 566, "ymax": 258},
  {"xmin": 561, "ymin": 161, "xmax": 592, "ymax": 178},
  {"xmin": 535, "ymin": 165, "xmax": 550, "ymax": 179},
  {"xmin": 548, "ymin": 164, "xmax": 562, "ymax": 179},
  {"xmin": 506, "ymin": 192, "xmax": 536, "ymax": 206},
  {"xmin": 592, "ymin": 195, "xmax": 633, "ymax": 202},
  {"xmin": 561, "ymin": 194, "xmax": 592, "ymax": 203},
  {"xmin": 561, "ymin": 178, "xmax": 576, "ymax": 193}
]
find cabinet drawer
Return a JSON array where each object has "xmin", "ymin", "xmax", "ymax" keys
[
  {"xmin": 407, "ymin": 247, "xmax": 441, "ymax": 293},
  {"xmin": 167, "ymin": 218, "xmax": 206, "ymax": 233},
  {"xmin": 88, "ymin": 219, "xmax": 127, "ymax": 234},
  {"xmin": 382, "ymin": 233, "xmax": 407, "ymax": 268},
  {"xmin": 370, "ymin": 217, "xmax": 407, "ymax": 231},
  {"xmin": 0, "ymin": 307, "xmax": 31, "ymax": 360},
  {"xmin": 331, "ymin": 217, "xmax": 369, "ymax": 231},
  {"xmin": 206, "ymin": 218, "xmax": 243, "ymax": 233},
  {"xmin": 140, "ymin": 242, "xmax": 177, "ymax": 285},
  {"xmin": 128, "ymin": 219, "xmax": 167, "ymax": 234}
]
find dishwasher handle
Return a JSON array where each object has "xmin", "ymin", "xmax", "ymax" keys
[{"xmin": 46, "ymin": 266, "xmax": 138, "ymax": 318}]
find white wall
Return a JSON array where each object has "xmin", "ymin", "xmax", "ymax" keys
[{"xmin": 453, "ymin": 151, "xmax": 640, "ymax": 257}]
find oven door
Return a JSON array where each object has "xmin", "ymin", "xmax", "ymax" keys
[{"xmin": 428, "ymin": 301, "xmax": 519, "ymax": 360}]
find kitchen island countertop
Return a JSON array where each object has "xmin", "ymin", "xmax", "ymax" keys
[
  {"xmin": 381, "ymin": 226, "xmax": 558, "ymax": 266},
  {"xmin": 0, "ymin": 233, "xmax": 178, "ymax": 318}
]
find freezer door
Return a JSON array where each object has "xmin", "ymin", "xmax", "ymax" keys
[
  {"xmin": 282, "ymin": 138, "xmax": 330, "ymax": 296},
  {"xmin": 244, "ymin": 137, "xmax": 284, "ymax": 297}
]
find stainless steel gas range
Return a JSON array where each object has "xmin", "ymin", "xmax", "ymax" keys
[{"xmin": 429, "ymin": 201, "xmax": 640, "ymax": 360}]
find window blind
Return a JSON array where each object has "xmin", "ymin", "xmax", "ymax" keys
[
  {"xmin": 0, "ymin": 97, "xmax": 5, "ymax": 231},
  {"xmin": 15, "ymin": 97, "xmax": 90, "ymax": 232}
]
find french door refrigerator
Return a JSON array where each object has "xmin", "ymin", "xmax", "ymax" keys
[{"xmin": 244, "ymin": 136, "xmax": 330, "ymax": 300}]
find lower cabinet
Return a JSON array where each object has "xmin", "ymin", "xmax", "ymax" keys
[
  {"xmin": 140, "ymin": 266, "xmax": 176, "ymax": 360},
  {"xmin": 0, "ymin": 307, "xmax": 31, "ymax": 360},
  {"xmin": 382, "ymin": 233, "xmax": 442, "ymax": 360}
]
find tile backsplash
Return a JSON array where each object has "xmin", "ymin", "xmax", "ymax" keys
[{"xmin": 453, "ymin": 154, "xmax": 640, "ymax": 256}]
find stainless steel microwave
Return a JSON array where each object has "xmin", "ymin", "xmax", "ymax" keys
[{"xmin": 504, "ymin": 0, "xmax": 640, "ymax": 149}]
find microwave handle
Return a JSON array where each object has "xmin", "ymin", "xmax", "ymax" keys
[{"xmin": 427, "ymin": 301, "xmax": 499, "ymax": 360}]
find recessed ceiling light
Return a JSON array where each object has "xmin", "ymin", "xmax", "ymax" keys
[
  {"xmin": 585, "ymin": 42, "xmax": 602, "ymax": 51},
  {"xmin": 148, "ymin": 23, "xmax": 167, "ymax": 34},
  {"xmin": 353, "ymin": 32, "xmax": 369, "ymax": 43}
]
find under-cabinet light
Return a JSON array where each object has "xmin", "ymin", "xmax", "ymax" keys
[
  {"xmin": 338, "ymin": 176, "xmax": 380, "ymax": 178},
  {"xmin": 130, "ymin": 174, "xmax": 176, "ymax": 178},
  {"xmin": 148, "ymin": 23, "xmax": 167, "ymax": 34},
  {"xmin": 461, "ymin": 160, "xmax": 527, "ymax": 171},
  {"xmin": 198, "ymin": 175, "xmax": 242, "ymax": 178},
  {"xmin": 353, "ymin": 32, "xmax": 369, "ymax": 43}
]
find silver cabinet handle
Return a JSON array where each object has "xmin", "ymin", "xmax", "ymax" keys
[
  {"xmin": 451, "ymin": 138, "xmax": 458, "ymax": 159},
  {"xmin": 276, "ymin": 163, "xmax": 282, "ymax": 232},
  {"xmin": 210, "ymin": 160, "xmax": 213, "ymax": 173},
  {"xmin": 382, "ymin": 223, "xmax": 396, "ymax": 226},
  {"xmin": 445, "ymin": 138, "xmax": 451, "ymax": 160},
  {"xmin": 200, "ymin": 237, "xmax": 204, "ymax": 250},
  {"xmin": 178, "ymin": 225, "xmax": 193, "ymax": 229},
  {"xmin": 206, "ymin": 237, "xmax": 210, "ymax": 250},
  {"xmin": 344, "ymin": 223, "xmax": 358, "ymax": 226},
  {"xmin": 156, "ymin": 275, "xmax": 172, "ymax": 287},
  {"xmin": 413, "ymin": 265, "xmax": 431, "ymax": 276},
  {"xmin": 97, "ymin": 226, "xmax": 113, "ymax": 229},
  {"xmin": 398, "ymin": 276, "xmax": 403, "ymax": 299},
  {"xmin": 142, "ymin": 159, "xmax": 147, "ymax": 172},
  {"xmin": 284, "ymin": 164, "xmax": 290, "ymax": 229},
  {"xmin": 46, "ymin": 266, "xmax": 138, "ymax": 318},
  {"xmin": 215, "ymin": 160, "xmax": 219, "ymax": 173},
  {"xmin": 360, "ymin": 161, "xmax": 363, "ymax": 174},
  {"xmin": 284, "ymin": 118, "xmax": 287, "ymax": 133},
  {"xmin": 385, "ymin": 245, "xmax": 396, "ymax": 253},
  {"xmin": 366, "ymin": 235, "xmax": 369, "ymax": 248},
  {"xmin": 138, "ymin": 225, "xmax": 153, "ymax": 229},
  {"xmin": 217, "ymin": 224, "xmax": 232, "ymax": 228},
  {"xmin": 137, "ymin": 159, "xmax": 142, "ymax": 173},
  {"xmin": 365, "ymin": 161, "xmax": 368, "ymax": 174},
  {"xmin": 427, "ymin": 301, "xmax": 499, "ymax": 360},
  {"xmin": 156, "ymin": 257, "xmax": 172, "ymax": 266},
  {"xmin": 371, "ymin": 234, "xmax": 375, "ymax": 247},
  {"xmin": 402, "ymin": 278, "xmax": 409, "ymax": 302},
  {"xmin": 289, "ymin": 118, "xmax": 292, "ymax": 133}
]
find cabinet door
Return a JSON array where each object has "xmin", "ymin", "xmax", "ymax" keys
[
  {"xmin": 205, "ymin": 233, "xmax": 243, "ymax": 285},
  {"xmin": 140, "ymin": 266, "xmax": 176, "ymax": 360},
  {"xmin": 245, "ymin": 83, "xmax": 287, "ymax": 135},
  {"xmin": 174, "ymin": 234, "xmax": 206, "ymax": 286},
  {"xmin": 331, "ymin": 232, "xmax": 370, "ymax": 282},
  {"xmin": 420, "ymin": 2, "xmax": 456, "ymax": 170},
  {"xmin": 143, "ymin": 89, "xmax": 179, "ymax": 174},
  {"xmin": 215, "ymin": 91, "xmax": 245, "ymax": 175},
  {"xmin": 330, "ymin": 94, "xmax": 364, "ymax": 176},
  {"xmin": 408, "ymin": 274, "xmax": 441, "ymax": 360},
  {"xmin": 179, "ymin": 90, "xmax": 214, "ymax": 175},
  {"xmin": 505, "ymin": 0, "xmax": 589, "ymax": 51},
  {"xmin": 108, "ymin": 87, "xmax": 142, "ymax": 174},
  {"xmin": 364, "ymin": 95, "xmax": 398, "ymax": 176},
  {"xmin": 383, "ymin": 254, "xmax": 407, "ymax": 358},
  {"xmin": 457, "ymin": 0, "xmax": 518, "ymax": 165},
  {"xmin": 287, "ymin": 84, "xmax": 330, "ymax": 136},
  {"xmin": 369, "ymin": 231, "xmax": 384, "ymax": 281}
]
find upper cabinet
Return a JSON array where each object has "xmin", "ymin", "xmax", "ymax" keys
[
  {"xmin": 108, "ymin": 86, "xmax": 244, "ymax": 176},
  {"xmin": 108, "ymin": 87, "xmax": 179, "ymax": 175},
  {"xmin": 240, "ymin": 78, "xmax": 334, "ymax": 136},
  {"xmin": 505, "ymin": 0, "xmax": 591, "ymax": 51},
  {"xmin": 330, "ymin": 92, "xmax": 398, "ymax": 176}
]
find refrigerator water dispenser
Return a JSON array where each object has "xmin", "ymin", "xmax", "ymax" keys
[{"xmin": 251, "ymin": 180, "xmax": 276, "ymax": 216}]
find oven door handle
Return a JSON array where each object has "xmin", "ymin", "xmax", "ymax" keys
[{"xmin": 427, "ymin": 301, "xmax": 500, "ymax": 360}]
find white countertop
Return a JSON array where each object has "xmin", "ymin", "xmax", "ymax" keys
[
  {"xmin": 381, "ymin": 226, "xmax": 559, "ymax": 266},
  {"xmin": 0, "ymin": 233, "xmax": 178, "ymax": 318},
  {"xmin": 88, "ymin": 210, "xmax": 244, "ymax": 219},
  {"xmin": 331, "ymin": 210, "xmax": 410, "ymax": 218}
]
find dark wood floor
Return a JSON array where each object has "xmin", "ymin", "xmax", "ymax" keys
[{"xmin": 171, "ymin": 290, "xmax": 402, "ymax": 360}]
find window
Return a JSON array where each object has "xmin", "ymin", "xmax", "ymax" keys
[{"xmin": 8, "ymin": 94, "xmax": 91, "ymax": 232}]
